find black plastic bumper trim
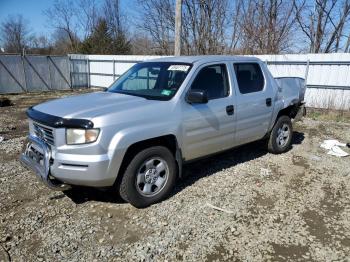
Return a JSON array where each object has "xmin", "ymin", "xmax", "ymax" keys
[{"xmin": 26, "ymin": 107, "xmax": 94, "ymax": 129}]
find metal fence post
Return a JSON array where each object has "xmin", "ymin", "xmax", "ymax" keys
[
  {"xmin": 304, "ymin": 59, "xmax": 310, "ymax": 88},
  {"xmin": 113, "ymin": 60, "xmax": 116, "ymax": 80},
  {"xmin": 47, "ymin": 56, "xmax": 53, "ymax": 90},
  {"xmin": 69, "ymin": 56, "xmax": 73, "ymax": 89},
  {"xmin": 21, "ymin": 55, "xmax": 28, "ymax": 92},
  {"xmin": 87, "ymin": 58, "xmax": 90, "ymax": 88}
]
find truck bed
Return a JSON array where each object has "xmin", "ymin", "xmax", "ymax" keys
[{"xmin": 275, "ymin": 77, "xmax": 306, "ymax": 108}]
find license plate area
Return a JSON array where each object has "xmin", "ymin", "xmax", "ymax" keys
[
  {"xmin": 21, "ymin": 134, "xmax": 70, "ymax": 191},
  {"xmin": 21, "ymin": 135, "xmax": 51, "ymax": 182},
  {"xmin": 26, "ymin": 142, "xmax": 45, "ymax": 167}
]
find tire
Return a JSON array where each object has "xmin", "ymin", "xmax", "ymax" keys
[
  {"xmin": 267, "ymin": 115, "xmax": 293, "ymax": 154},
  {"xmin": 119, "ymin": 146, "xmax": 177, "ymax": 208}
]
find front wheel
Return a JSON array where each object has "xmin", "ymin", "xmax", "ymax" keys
[
  {"xmin": 119, "ymin": 146, "xmax": 177, "ymax": 208},
  {"xmin": 267, "ymin": 115, "xmax": 293, "ymax": 154}
]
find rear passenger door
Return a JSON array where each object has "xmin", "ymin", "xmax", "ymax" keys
[
  {"xmin": 182, "ymin": 63, "xmax": 236, "ymax": 160},
  {"xmin": 233, "ymin": 62, "xmax": 274, "ymax": 145}
]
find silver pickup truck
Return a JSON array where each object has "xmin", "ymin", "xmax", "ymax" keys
[{"xmin": 20, "ymin": 56, "xmax": 305, "ymax": 208}]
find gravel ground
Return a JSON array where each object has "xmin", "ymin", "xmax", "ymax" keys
[{"xmin": 0, "ymin": 91, "xmax": 350, "ymax": 261}]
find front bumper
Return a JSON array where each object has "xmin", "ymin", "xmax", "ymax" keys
[
  {"xmin": 20, "ymin": 135, "xmax": 70, "ymax": 190},
  {"xmin": 20, "ymin": 135, "xmax": 116, "ymax": 189},
  {"xmin": 49, "ymin": 151, "xmax": 112, "ymax": 187}
]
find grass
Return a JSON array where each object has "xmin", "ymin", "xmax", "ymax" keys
[{"xmin": 307, "ymin": 108, "xmax": 350, "ymax": 123}]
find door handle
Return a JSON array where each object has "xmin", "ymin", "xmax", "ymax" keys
[
  {"xmin": 266, "ymin": 98, "xmax": 272, "ymax": 107},
  {"xmin": 226, "ymin": 105, "xmax": 234, "ymax": 115}
]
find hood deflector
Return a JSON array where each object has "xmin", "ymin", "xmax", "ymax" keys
[{"xmin": 26, "ymin": 107, "xmax": 94, "ymax": 129}]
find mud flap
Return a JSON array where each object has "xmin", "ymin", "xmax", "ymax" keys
[{"xmin": 293, "ymin": 103, "xmax": 306, "ymax": 122}]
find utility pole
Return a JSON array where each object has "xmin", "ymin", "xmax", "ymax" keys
[{"xmin": 174, "ymin": 0, "xmax": 182, "ymax": 56}]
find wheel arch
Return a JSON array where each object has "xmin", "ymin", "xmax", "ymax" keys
[
  {"xmin": 276, "ymin": 103, "xmax": 301, "ymax": 120},
  {"xmin": 267, "ymin": 102, "xmax": 299, "ymax": 137},
  {"xmin": 114, "ymin": 134, "xmax": 183, "ymax": 188}
]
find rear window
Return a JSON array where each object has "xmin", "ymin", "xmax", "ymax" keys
[{"xmin": 234, "ymin": 63, "xmax": 264, "ymax": 94}]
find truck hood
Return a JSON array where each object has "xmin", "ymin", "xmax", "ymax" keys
[{"xmin": 33, "ymin": 91, "xmax": 162, "ymax": 119}]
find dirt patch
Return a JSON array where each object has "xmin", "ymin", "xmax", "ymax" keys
[
  {"xmin": 302, "ymin": 209, "xmax": 330, "ymax": 243},
  {"xmin": 271, "ymin": 243, "xmax": 310, "ymax": 261},
  {"xmin": 320, "ymin": 185, "xmax": 345, "ymax": 217},
  {"xmin": 205, "ymin": 244, "xmax": 232, "ymax": 262},
  {"xmin": 0, "ymin": 245, "xmax": 10, "ymax": 262},
  {"xmin": 292, "ymin": 155, "xmax": 310, "ymax": 169},
  {"xmin": 0, "ymin": 97, "xmax": 13, "ymax": 107},
  {"xmin": 254, "ymin": 192, "xmax": 276, "ymax": 209}
]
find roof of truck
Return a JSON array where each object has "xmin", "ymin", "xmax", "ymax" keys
[{"xmin": 147, "ymin": 55, "xmax": 262, "ymax": 64}]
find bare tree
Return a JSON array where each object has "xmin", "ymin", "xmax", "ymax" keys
[
  {"xmin": 326, "ymin": 0, "xmax": 350, "ymax": 52},
  {"xmin": 345, "ymin": 34, "xmax": 350, "ymax": 52},
  {"xmin": 227, "ymin": 0, "xmax": 244, "ymax": 54},
  {"xmin": 51, "ymin": 28, "xmax": 77, "ymax": 54},
  {"xmin": 137, "ymin": 0, "xmax": 175, "ymax": 55},
  {"xmin": 237, "ymin": 0, "xmax": 302, "ymax": 54},
  {"xmin": 295, "ymin": 0, "xmax": 350, "ymax": 53},
  {"xmin": 182, "ymin": 0, "xmax": 229, "ymax": 55},
  {"xmin": 77, "ymin": 0, "xmax": 101, "ymax": 38},
  {"xmin": 104, "ymin": 0, "xmax": 124, "ymax": 37},
  {"xmin": 44, "ymin": 0, "xmax": 80, "ymax": 52},
  {"xmin": 102, "ymin": 0, "xmax": 131, "ymax": 54},
  {"xmin": 130, "ymin": 34, "xmax": 155, "ymax": 54},
  {"xmin": 38, "ymin": 0, "xmax": 350, "ymax": 55},
  {"xmin": 0, "ymin": 15, "xmax": 31, "ymax": 53},
  {"xmin": 137, "ymin": 0, "xmax": 229, "ymax": 55},
  {"xmin": 28, "ymin": 35, "xmax": 53, "ymax": 54}
]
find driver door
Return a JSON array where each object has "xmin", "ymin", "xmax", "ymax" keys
[{"xmin": 181, "ymin": 63, "xmax": 236, "ymax": 160}]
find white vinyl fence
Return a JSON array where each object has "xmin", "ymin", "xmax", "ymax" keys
[
  {"xmin": 70, "ymin": 53, "xmax": 350, "ymax": 110},
  {"xmin": 257, "ymin": 54, "xmax": 350, "ymax": 110},
  {"xmin": 70, "ymin": 55, "xmax": 164, "ymax": 88},
  {"xmin": 1, "ymin": 53, "xmax": 349, "ymax": 109},
  {"xmin": 69, "ymin": 53, "xmax": 350, "ymax": 110}
]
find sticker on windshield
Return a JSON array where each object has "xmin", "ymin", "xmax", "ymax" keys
[
  {"xmin": 168, "ymin": 65, "xmax": 190, "ymax": 72},
  {"xmin": 161, "ymin": 89, "xmax": 172, "ymax": 96}
]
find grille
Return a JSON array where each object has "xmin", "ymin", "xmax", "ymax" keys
[{"xmin": 33, "ymin": 122, "xmax": 55, "ymax": 146}]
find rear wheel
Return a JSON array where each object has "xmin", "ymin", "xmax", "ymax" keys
[
  {"xmin": 119, "ymin": 146, "xmax": 177, "ymax": 208},
  {"xmin": 268, "ymin": 115, "xmax": 293, "ymax": 154}
]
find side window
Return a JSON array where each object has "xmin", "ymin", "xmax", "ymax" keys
[
  {"xmin": 234, "ymin": 63, "xmax": 264, "ymax": 94},
  {"xmin": 190, "ymin": 64, "xmax": 229, "ymax": 100}
]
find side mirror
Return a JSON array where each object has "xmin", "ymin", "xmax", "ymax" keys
[{"xmin": 186, "ymin": 89, "xmax": 208, "ymax": 104}]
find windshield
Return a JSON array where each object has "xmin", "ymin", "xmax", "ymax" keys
[{"xmin": 107, "ymin": 62, "xmax": 192, "ymax": 100}]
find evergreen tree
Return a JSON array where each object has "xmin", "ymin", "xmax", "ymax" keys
[
  {"xmin": 79, "ymin": 18, "xmax": 112, "ymax": 54},
  {"xmin": 112, "ymin": 31, "xmax": 131, "ymax": 54},
  {"xmin": 79, "ymin": 18, "xmax": 130, "ymax": 54}
]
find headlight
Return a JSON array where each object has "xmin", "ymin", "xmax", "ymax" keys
[{"xmin": 66, "ymin": 128, "xmax": 100, "ymax": 145}]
